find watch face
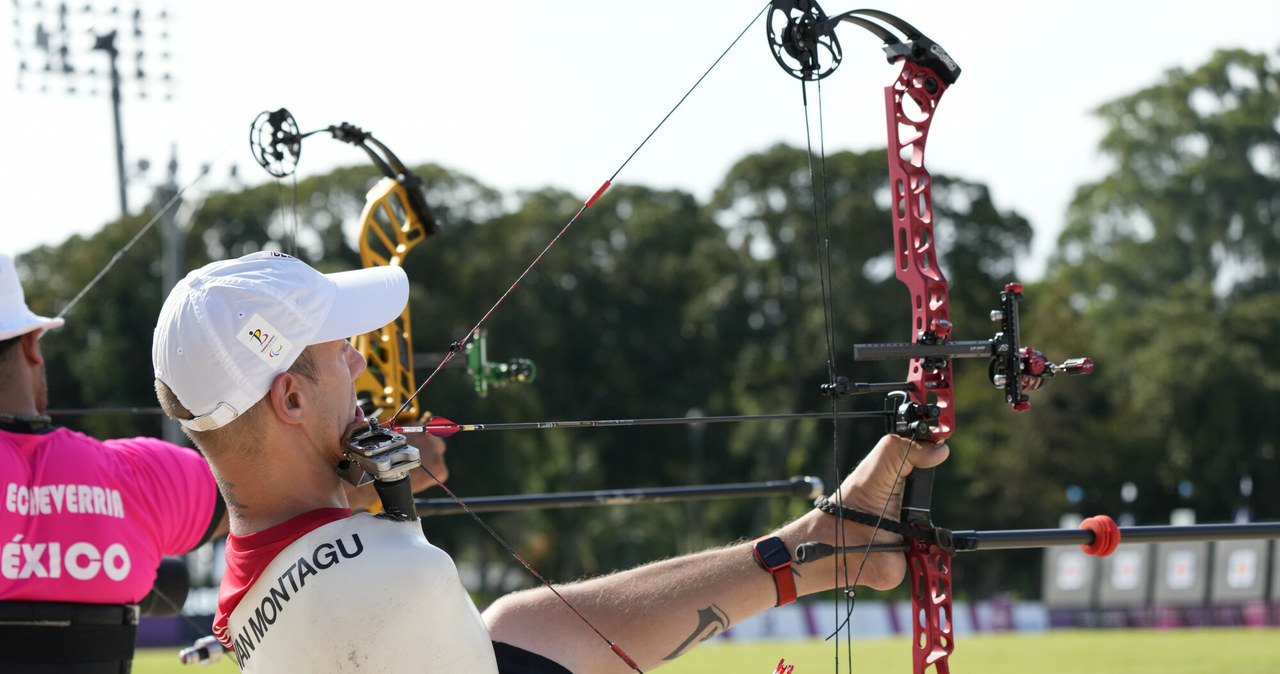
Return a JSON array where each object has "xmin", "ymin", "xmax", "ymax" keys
[{"xmin": 756, "ymin": 538, "xmax": 791, "ymax": 568}]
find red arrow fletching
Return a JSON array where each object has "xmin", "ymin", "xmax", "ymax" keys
[{"xmin": 423, "ymin": 416, "xmax": 461, "ymax": 437}]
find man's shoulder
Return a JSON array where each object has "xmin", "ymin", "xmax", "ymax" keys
[
  {"xmin": 227, "ymin": 513, "xmax": 493, "ymax": 674},
  {"xmin": 100, "ymin": 434, "xmax": 191, "ymax": 453},
  {"xmin": 258, "ymin": 513, "xmax": 456, "ymax": 585},
  {"xmin": 300, "ymin": 513, "xmax": 446, "ymax": 559}
]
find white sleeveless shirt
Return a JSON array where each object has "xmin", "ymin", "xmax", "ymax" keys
[{"xmin": 221, "ymin": 512, "xmax": 498, "ymax": 673}]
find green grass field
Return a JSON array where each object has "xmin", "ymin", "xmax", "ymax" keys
[{"xmin": 136, "ymin": 628, "xmax": 1280, "ymax": 673}]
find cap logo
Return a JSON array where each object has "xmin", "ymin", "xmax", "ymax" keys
[{"xmin": 237, "ymin": 313, "xmax": 295, "ymax": 368}]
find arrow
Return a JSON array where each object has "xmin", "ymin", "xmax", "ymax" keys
[{"xmin": 394, "ymin": 409, "xmax": 892, "ymax": 437}]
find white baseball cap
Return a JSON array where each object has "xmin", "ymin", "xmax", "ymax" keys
[
  {"xmin": 153, "ymin": 251, "xmax": 408, "ymax": 432},
  {"xmin": 0, "ymin": 253, "xmax": 65, "ymax": 341}
]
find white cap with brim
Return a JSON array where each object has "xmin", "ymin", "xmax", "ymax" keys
[
  {"xmin": 0, "ymin": 253, "xmax": 65, "ymax": 341},
  {"xmin": 152, "ymin": 251, "xmax": 408, "ymax": 432}
]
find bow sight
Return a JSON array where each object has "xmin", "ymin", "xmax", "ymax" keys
[{"xmin": 853, "ymin": 283, "xmax": 1094, "ymax": 417}]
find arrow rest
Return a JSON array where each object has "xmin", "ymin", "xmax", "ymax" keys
[{"xmin": 886, "ymin": 390, "xmax": 939, "ymax": 440}]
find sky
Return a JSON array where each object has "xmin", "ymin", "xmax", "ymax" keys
[{"xmin": 3, "ymin": 0, "xmax": 1279, "ymax": 281}]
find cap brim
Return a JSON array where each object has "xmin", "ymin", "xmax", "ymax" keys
[
  {"xmin": 0, "ymin": 315, "xmax": 64, "ymax": 342},
  {"xmin": 312, "ymin": 265, "xmax": 409, "ymax": 343}
]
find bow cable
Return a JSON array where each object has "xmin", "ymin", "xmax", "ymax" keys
[
  {"xmin": 798, "ymin": 72, "xmax": 854, "ymax": 657},
  {"xmin": 799, "ymin": 63, "xmax": 917, "ymax": 670}
]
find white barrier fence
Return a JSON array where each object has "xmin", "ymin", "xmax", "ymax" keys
[{"xmin": 721, "ymin": 599, "xmax": 1049, "ymax": 641}]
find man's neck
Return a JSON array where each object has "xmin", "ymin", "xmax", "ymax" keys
[
  {"xmin": 0, "ymin": 391, "xmax": 46, "ymax": 430},
  {"xmin": 0, "ymin": 369, "xmax": 51, "ymax": 432},
  {"xmin": 0, "ymin": 347, "xmax": 41, "ymax": 418},
  {"xmin": 215, "ymin": 436, "xmax": 351, "ymax": 537}
]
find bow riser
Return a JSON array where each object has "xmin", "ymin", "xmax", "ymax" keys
[
  {"xmin": 888, "ymin": 60, "xmax": 954, "ymax": 441},
  {"xmin": 886, "ymin": 57, "xmax": 957, "ymax": 674}
]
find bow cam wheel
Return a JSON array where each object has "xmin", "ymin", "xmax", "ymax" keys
[
  {"xmin": 250, "ymin": 108, "xmax": 302, "ymax": 178},
  {"xmin": 766, "ymin": 0, "xmax": 842, "ymax": 81}
]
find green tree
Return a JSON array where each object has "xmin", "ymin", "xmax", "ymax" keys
[
  {"xmin": 1057, "ymin": 49, "xmax": 1280, "ymax": 298},
  {"xmin": 1038, "ymin": 48, "xmax": 1280, "ymax": 529}
]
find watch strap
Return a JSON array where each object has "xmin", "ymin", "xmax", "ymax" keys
[{"xmin": 753, "ymin": 536, "xmax": 797, "ymax": 607}]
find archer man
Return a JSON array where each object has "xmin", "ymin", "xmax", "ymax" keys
[{"xmin": 152, "ymin": 251, "xmax": 947, "ymax": 673}]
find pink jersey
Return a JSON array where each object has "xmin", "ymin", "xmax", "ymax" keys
[{"xmin": 0, "ymin": 427, "xmax": 218, "ymax": 604}]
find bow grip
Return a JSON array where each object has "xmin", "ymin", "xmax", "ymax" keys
[{"xmin": 901, "ymin": 467, "xmax": 934, "ymax": 528}]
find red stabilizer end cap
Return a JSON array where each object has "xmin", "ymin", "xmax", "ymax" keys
[
  {"xmin": 585, "ymin": 180, "xmax": 612, "ymax": 208},
  {"xmin": 1005, "ymin": 282, "xmax": 1024, "ymax": 293},
  {"xmin": 1079, "ymin": 515, "xmax": 1120, "ymax": 556}
]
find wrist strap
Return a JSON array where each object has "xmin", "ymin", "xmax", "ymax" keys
[{"xmin": 813, "ymin": 495, "xmax": 932, "ymax": 543}]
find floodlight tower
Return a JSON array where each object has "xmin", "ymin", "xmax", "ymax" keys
[
  {"xmin": 13, "ymin": 1, "xmax": 174, "ymax": 219},
  {"xmin": 90, "ymin": 29, "xmax": 127, "ymax": 215}
]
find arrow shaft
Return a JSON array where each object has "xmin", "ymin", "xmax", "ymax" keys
[{"xmin": 397, "ymin": 409, "xmax": 887, "ymax": 435}]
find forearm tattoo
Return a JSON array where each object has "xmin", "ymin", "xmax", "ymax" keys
[{"xmin": 663, "ymin": 604, "xmax": 730, "ymax": 661}]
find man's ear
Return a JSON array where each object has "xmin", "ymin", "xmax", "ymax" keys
[
  {"xmin": 20, "ymin": 331, "xmax": 43, "ymax": 366},
  {"xmin": 267, "ymin": 371, "xmax": 307, "ymax": 425}
]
